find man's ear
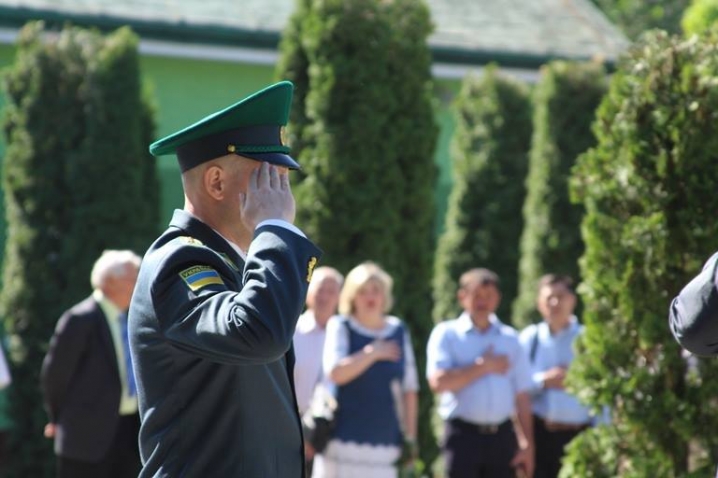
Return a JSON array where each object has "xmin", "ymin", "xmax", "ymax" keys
[{"xmin": 203, "ymin": 165, "xmax": 226, "ymax": 201}]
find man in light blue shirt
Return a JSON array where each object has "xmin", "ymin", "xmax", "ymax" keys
[
  {"xmin": 518, "ymin": 274, "xmax": 591, "ymax": 478},
  {"xmin": 427, "ymin": 268, "xmax": 534, "ymax": 478}
]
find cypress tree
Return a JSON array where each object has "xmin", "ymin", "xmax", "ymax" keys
[
  {"xmin": 61, "ymin": 26, "xmax": 159, "ymax": 296},
  {"xmin": 0, "ymin": 23, "xmax": 157, "ymax": 476},
  {"xmin": 562, "ymin": 31, "xmax": 718, "ymax": 477},
  {"xmin": 276, "ymin": 0, "xmax": 439, "ymax": 467},
  {"xmin": 682, "ymin": 0, "xmax": 718, "ymax": 35},
  {"xmin": 512, "ymin": 61, "xmax": 606, "ymax": 328},
  {"xmin": 276, "ymin": 0, "xmax": 312, "ymax": 172},
  {"xmin": 590, "ymin": 0, "xmax": 689, "ymax": 39},
  {"xmin": 433, "ymin": 66, "xmax": 532, "ymax": 323}
]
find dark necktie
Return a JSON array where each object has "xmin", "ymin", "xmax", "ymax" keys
[{"xmin": 119, "ymin": 312, "xmax": 137, "ymax": 397}]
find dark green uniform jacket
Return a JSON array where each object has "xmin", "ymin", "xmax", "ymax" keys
[
  {"xmin": 129, "ymin": 210, "xmax": 321, "ymax": 477},
  {"xmin": 670, "ymin": 252, "xmax": 718, "ymax": 356}
]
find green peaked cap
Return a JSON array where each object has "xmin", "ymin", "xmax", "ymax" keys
[{"xmin": 149, "ymin": 81, "xmax": 299, "ymax": 172}]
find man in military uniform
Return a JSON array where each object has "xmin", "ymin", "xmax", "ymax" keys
[{"xmin": 128, "ymin": 81, "xmax": 322, "ymax": 477}]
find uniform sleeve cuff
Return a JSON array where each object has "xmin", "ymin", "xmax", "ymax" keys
[{"xmin": 256, "ymin": 219, "xmax": 306, "ymax": 238}]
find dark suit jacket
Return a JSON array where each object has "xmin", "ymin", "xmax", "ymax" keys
[
  {"xmin": 41, "ymin": 296, "xmax": 123, "ymax": 462},
  {"xmin": 130, "ymin": 210, "xmax": 322, "ymax": 478},
  {"xmin": 670, "ymin": 252, "xmax": 718, "ymax": 356}
]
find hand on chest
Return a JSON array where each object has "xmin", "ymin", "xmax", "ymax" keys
[{"xmin": 451, "ymin": 335, "xmax": 511, "ymax": 367}]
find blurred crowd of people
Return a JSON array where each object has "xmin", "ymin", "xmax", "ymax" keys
[
  {"xmin": 293, "ymin": 262, "xmax": 600, "ymax": 478},
  {"xmin": 34, "ymin": 248, "xmax": 600, "ymax": 478}
]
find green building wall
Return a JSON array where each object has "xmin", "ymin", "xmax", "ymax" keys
[{"xmin": 0, "ymin": 42, "xmax": 458, "ymax": 256}]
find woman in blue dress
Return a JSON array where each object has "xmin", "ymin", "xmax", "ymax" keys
[{"xmin": 312, "ymin": 262, "xmax": 419, "ymax": 478}]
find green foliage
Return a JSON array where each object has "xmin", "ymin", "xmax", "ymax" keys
[
  {"xmin": 682, "ymin": 0, "xmax": 718, "ymax": 35},
  {"xmin": 433, "ymin": 66, "xmax": 532, "ymax": 323},
  {"xmin": 513, "ymin": 61, "xmax": 606, "ymax": 328},
  {"xmin": 591, "ymin": 0, "xmax": 691, "ymax": 39},
  {"xmin": 275, "ymin": 0, "xmax": 439, "ymax": 467},
  {"xmin": 0, "ymin": 22, "xmax": 158, "ymax": 476},
  {"xmin": 276, "ymin": 0, "xmax": 312, "ymax": 176},
  {"xmin": 567, "ymin": 31, "xmax": 718, "ymax": 476}
]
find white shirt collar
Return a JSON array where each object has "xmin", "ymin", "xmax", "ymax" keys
[
  {"xmin": 214, "ymin": 230, "xmax": 247, "ymax": 260},
  {"xmin": 457, "ymin": 312, "xmax": 501, "ymax": 334},
  {"xmin": 184, "ymin": 211, "xmax": 248, "ymax": 260},
  {"xmin": 93, "ymin": 289, "xmax": 122, "ymax": 320},
  {"xmin": 550, "ymin": 315, "xmax": 580, "ymax": 336}
]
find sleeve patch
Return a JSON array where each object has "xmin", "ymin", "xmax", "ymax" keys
[{"xmin": 179, "ymin": 266, "xmax": 224, "ymax": 291}]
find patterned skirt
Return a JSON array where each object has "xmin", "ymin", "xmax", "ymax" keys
[{"xmin": 312, "ymin": 439, "xmax": 401, "ymax": 478}]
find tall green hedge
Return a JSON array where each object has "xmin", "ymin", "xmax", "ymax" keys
[
  {"xmin": 276, "ymin": 0, "xmax": 439, "ymax": 468},
  {"xmin": 591, "ymin": 0, "xmax": 690, "ymax": 39},
  {"xmin": 512, "ymin": 61, "xmax": 606, "ymax": 328},
  {"xmin": 563, "ymin": 31, "xmax": 718, "ymax": 478},
  {"xmin": 0, "ymin": 23, "xmax": 158, "ymax": 476},
  {"xmin": 682, "ymin": 0, "xmax": 718, "ymax": 35},
  {"xmin": 276, "ymin": 0, "xmax": 312, "ymax": 173},
  {"xmin": 433, "ymin": 66, "xmax": 532, "ymax": 323}
]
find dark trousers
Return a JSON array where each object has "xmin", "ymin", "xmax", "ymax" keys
[
  {"xmin": 304, "ymin": 457, "xmax": 313, "ymax": 477},
  {"xmin": 0, "ymin": 431, "xmax": 8, "ymax": 477},
  {"xmin": 57, "ymin": 414, "xmax": 141, "ymax": 478},
  {"xmin": 443, "ymin": 418, "xmax": 518, "ymax": 478},
  {"xmin": 533, "ymin": 415, "xmax": 587, "ymax": 478}
]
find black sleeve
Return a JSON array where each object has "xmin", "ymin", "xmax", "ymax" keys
[
  {"xmin": 153, "ymin": 225, "xmax": 322, "ymax": 364},
  {"xmin": 670, "ymin": 252, "xmax": 718, "ymax": 356},
  {"xmin": 40, "ymin": 312, "xmax": 90, "ymax": 422}
]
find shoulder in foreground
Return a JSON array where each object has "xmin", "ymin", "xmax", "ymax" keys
[
  {"xmin": 66, "ymin": 296, "xmax": 100, "ymax": 317},
  {"xmin": 429, "ymin": 318, "xmax": 454, "ymax": 336},
  {"xmin": 295, "ymin": 312, "xmax": 319, "ymax": 334},
  {"xmin": 493, "ymin": 316, "xmax": 519, "ymax": 337},
  {"xmin": 325, "ymin": 314, "xmax": 349, "ymax": 330},
  {"xmin": 518, "ymin": 323, "xmax": 539, "ymax": 340},
  {"xmin": 145, "ymin": 235, "xmax": 226, "ymax": 274}
]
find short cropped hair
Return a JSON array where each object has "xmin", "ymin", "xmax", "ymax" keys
[
  {"xmin": 537, "ymin": 274, "xmax": 575, "ymax": 294},
  {"xmin": 459, "ymin": 268, "xmax": 500, "ymax": 290},
  {"xmin": 90, "ymin": 250, "xmax": 142, "ymax": 289},
  {"xmin": 308, "ymin": 266, "xmax": 344, "ymax": 294},
  {"xmin": 338, "ymin": 262, "xmax": 393, "ymax": 316}
]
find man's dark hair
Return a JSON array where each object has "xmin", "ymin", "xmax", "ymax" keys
[
  {"xmin": 537, "ymin": 274, "xmax": 575, "ymax": 294},
  {"xmin": 459, "ymin": 268, "xmax": 500, "ymax": 290}
]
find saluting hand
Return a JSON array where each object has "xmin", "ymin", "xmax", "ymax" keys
[{"xmin": 240, "ymin": 162, "xmax": 296, "ymax": 230}]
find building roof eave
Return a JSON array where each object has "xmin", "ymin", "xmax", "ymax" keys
[
  {"xmin": 430, "ymin": 46, "xmax": 617, "ymax": 72},
  {"xmin": 0, "ymin": 5, "xmax": 618, "ymax": 71}
]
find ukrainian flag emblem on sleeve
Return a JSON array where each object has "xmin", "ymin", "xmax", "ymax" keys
[{"xmin": 179, "ymin": 265, "xmax": 225, "ymax": 291}]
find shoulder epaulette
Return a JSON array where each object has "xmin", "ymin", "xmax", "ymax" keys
[{"xmin": 178, "ymin": 236, "xmax": 204, "ymax": 247}]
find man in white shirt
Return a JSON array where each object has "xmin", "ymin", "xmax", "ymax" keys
[
  {"xmin": 427, "ymin": 268, "xmax": 534, "ymax": 478},
  {"xmin": 519, "ymin": 274, "xmax": 591, "ymax": 478},
  {"xmin": 293, "ymin": 266, "xmax": 343, "ymax": 468}
]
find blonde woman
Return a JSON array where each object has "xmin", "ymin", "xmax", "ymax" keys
[{"xmin": 312, "ymin": 262, "xmax": 419, "ymax": 478}]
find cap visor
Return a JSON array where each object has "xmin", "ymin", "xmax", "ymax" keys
[{"xmin": 240, "ymin": 152, "xmax": 300, "ymax": 170}]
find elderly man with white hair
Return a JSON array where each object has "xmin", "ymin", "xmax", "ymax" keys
[
  {"xmin": 294, "ymin": 266, "xmax": 343, "ymax": 473},
  {"xmin": 41, "ymin": 249, "xmax": 141, "ymax": 478}
]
